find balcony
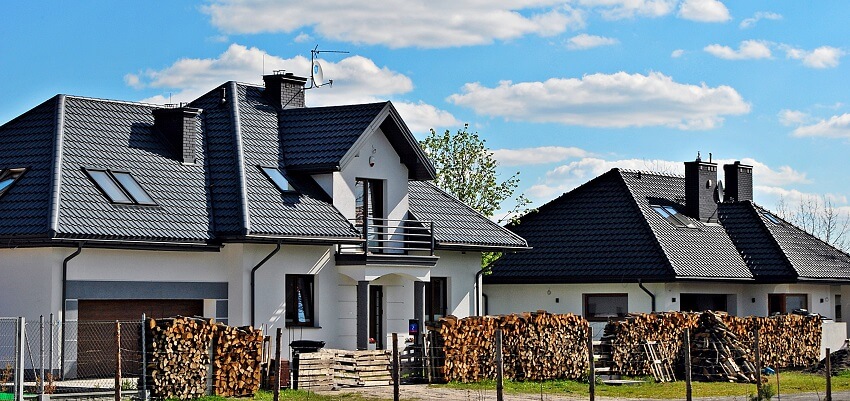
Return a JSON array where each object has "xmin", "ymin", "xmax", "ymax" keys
[{"xmin": 336, "ymin": 217, "xmax": 439, "ymax": 267}]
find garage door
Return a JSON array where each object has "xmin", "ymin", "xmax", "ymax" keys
[{"xmin": 77, "ymin": 299, "xmax": 204, "ymax": 378}]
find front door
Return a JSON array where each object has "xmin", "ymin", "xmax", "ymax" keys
[{"xmin": 369, "ymin": 285, "xmax": 384, "ymax": 349}]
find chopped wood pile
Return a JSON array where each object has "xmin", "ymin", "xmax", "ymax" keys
[
  {"xmin": 437, "ymin": 311, "xmax": 588, "ymax": 382},
  {"xmin": 145, "ymin": 316, "xmax": 265, "ymax": 399},
  {"xmin": 147, "ymin": 316, "xmax": 215, "ymax": 399},
  {"xmin": 691, "ymin": 312, "xmax": 757, "ymax": 383},
  {"xmin": 602, "ymin": 311, "xmax": 822, "ymax": 378},
  {"xmin": 212, "ymin": 325, "xmax": 264, "ymax": 397}
]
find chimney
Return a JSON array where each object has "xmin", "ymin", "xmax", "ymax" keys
[
  {"xmin": 684, "ymin": 154, "xmax": 718, "ymax": 222},
  {"xmin": 723, "ymin": 161, "xmax": 753, "ymax": 202},
  {"xmin": 153, "ymin": 106, "xmax": 203, "ymax": 164},
  {"xmin": 263, "ymin": 71, "xmax": 308, "ymax": 109}
]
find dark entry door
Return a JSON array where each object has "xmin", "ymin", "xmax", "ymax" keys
[{"xmin": 369, "ymin": 286, "xmax": 384, "ymax": 349}]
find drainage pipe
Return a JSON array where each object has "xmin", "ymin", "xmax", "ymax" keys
[
  {"xmin": 61, "ymin": 243, "xmax": 83, "ymax": 379},
  {"xmin": 251, "ymin": 241, "xmax": 281, "ymax": 326},
  {"xmin": 638, "ymin": 279, "xmax": 656, "ymax": 312},
  {"xmin": 474, "ymin": 268, "xmax": 487, "ymax": 316}
]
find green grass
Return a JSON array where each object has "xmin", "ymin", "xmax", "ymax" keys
[
  {"xmin": 442, "ymin": 370, "xmax": 850, "ymax": 399},
  {"xmin": 170, "ymin": 389, "xmax": 388, "ymax": 401}
]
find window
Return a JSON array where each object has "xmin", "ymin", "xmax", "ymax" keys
[
  {"xmin": 355, "ymin": 179, "xmax": 384, "ymax": 250},
  {"xmin": 763, "ymin": 212, "xmax": 782, "ymax": 225},
  {"xmin": 0, "ymin": 168, "xmax": 26, "ymax": 197},
  {"xmin": 680, "ymin": 293, "xmax": 729, "ymax": 312},
  {"xmin": 425, "ymin": 277, "xmax": 448, "ymax": 323},
  {"xmin": 259, "ymin": 166, "xmax": 295, "ymax": 192},
  {"xmin": 85, "ymin": 169, "xmax": 156, "ymax": 205},
  {"xmin": 651, "ymin": 205, "xmax": 696, "ymax": 228},
  {"xmin": 584, "ymin": 294, "xmax": 628, "ymax": 321},
  {"xmin": 768, "ymin": 293, "xmax": 808, "ymax": 315},
  {"xmin": 285, "ymin": 275, "xmax": 315, "ymax": 327}
]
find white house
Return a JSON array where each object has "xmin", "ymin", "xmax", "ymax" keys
[
  {"xmin": 0, "ymin": 72, "xmax": 527, "ymax": 376},
  {"xmin": 485, "ymin": 157, "xmax": 850, "ymax": 342}
]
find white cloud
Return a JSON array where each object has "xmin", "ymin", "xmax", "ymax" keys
[
  {"xmin": 704, "ymin": 40, "xmax": 771, "ymax": 60},
  {"xmin": 125, "ymin": 43, "xmax": 457, "ymax": 129},
  {"xmin": 671, "ymin": 49, "xmax": 685, "ymax": 58},
  {"xmin": 293, "ymin": 32, "xmax": 312, "ymax": 43},
  {"xmin": 678, "ymin": 0, "xmax": 731, "ymax": 22},
  {"xmin": 492, "ymin": 146, "xmax": 589, "ymax": 166},
  {"xmin": 778, "ymin": 109, "xmax": 810, "ymax": 126},
  {"xmin": 392, "ymin": 101, "xmax": 461, "ymax": 134},
  {"xmin": 447, "ymin": 71, "xmax": 750, "ymax": 130},
  {"xmin": 739, "ymin": 11, "xmax": 782, "ymax": 29},
  {"xmin": 578, "ymin": 0, "xmax": 677, "ymax": 20},
  {"xmin": 566, "ymin": 33, "xmax": 618, "ymax": 50},
  {"xmin": 527, "ymin": 156, "xmax": 809, "ymax": 203},
  {"xmin": 203, "ymin": 0, "xmax": 585, "ymax": 48},
  {"xmin": 782, "ymin": 45, "xmax": 845, "ymax": 69},
  {"xmin": 791, "ymin": 114, "xmax": 850, "ymax": 139}
]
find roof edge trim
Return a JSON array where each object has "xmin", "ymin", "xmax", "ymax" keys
[
  {"xmin": 48, "ymin": 95, "xmax": 66, "ymax": 233},
  {"xmin": 230, "ymin": 81, "xmax": 251, "ymax": 236}
]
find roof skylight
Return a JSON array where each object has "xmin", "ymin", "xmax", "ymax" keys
[
  {"xmin": 85, "ymin": 169, "xmax": 156, "ymax": 205},
  {"xmin": 0, "ymin": 168, "xmax": 25, "ymax": 197},
  {"xmin": 763, "ymin": 212, "xmax": 782, "ymax": 225},
  {"xmin": 651, "ymin": 205, "xmax": 696, "ymax": 228},
  {"xmin": 260, "ymin": 166, "xmax": 295, "ymax": 193}
]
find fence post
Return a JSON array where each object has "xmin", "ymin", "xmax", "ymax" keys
[
  {"xmin": 588, "ymin": 326, "xmax": 594, "ymax": 401},
  {"xmin": 115, "ymin": 321, "xmax": 121, "ymax": 401},
  {"xmin": 48, "ymin": 314, "xmax": 54, "ymax": 384},
  {"xmin": 754, "ymin": 326, "xmax": 762, "ymax": 398},
  {"xmin": 39, "ymin": 315, "xmax": 45, "ymax": 395},
  {"xmin": 392, "ymin": 332, "xmax": 400, "ymax": 401},
  {"xmin": 274, "ymin": 328, "xmax": 282, "ymax": 401},
  {"xmin": 684, "ymin": 328, "xmax": 692, "ymax": 401},
  {"xmin": 14, "ymin": 317, "xmax": 25, "ymax": 401},
  {"xmin": 140, "ymin": 314, "xmax": 148, "ymax": 401},
  {"xmin": 495, "ymin": 328, "xmax": 504, "ymax": 401},
  {"xmin": 826, "ymin": 347, "xmax": 832, "ymax": 401}
]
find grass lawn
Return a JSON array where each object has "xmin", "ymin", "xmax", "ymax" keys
[
  {"xmin": 443, "ymin": 370, "xmax": 850, "ymax": 399},
  {"xmin": 169, "ymin": 390, "xmax": 388, "ymax": 401}
]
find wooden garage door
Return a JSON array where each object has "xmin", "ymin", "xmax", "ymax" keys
[{"xmin": 77, "ymin": 300, "xmax": 204, "ymax": 378}]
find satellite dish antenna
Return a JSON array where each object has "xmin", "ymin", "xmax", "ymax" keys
[
  {"xmin": 714, "ymin": 180, "xmax": 725, "ymax": 203},
  {"xmin": 307, "ymin": 45, "xmax": 348, "ymax": 90},
  {"xmin": 312, "ymin": 59, "xmax": 325, "ymax": 87}
]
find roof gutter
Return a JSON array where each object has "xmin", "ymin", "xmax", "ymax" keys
[
  {"xmin": 61, "ymin": 242, "xmax": 83, "ymax": 379},
  {"xmin": 638, "ymin": 279, "xmax": 656, "ymax": 313},
  {"xmin": 250, "ymin": 241, "xmax": 281, "ymax": 327}
]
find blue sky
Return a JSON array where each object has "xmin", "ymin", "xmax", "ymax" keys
[{"xmin": 4, "ymin": 1, "xmax": 850, "ymax": 218}]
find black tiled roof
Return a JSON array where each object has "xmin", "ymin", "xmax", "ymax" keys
[
  {"xmin": 407, "ymin": 180, "xmax": 528, "ymax": 250},
  {"xmin": 489, "ymin": 167, "xmax": 850, "ymax": 284}
]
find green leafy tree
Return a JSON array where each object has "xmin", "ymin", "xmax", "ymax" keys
[{"xmin": 419, "ymin": 124, "xmax": 530, "ymax": 267}]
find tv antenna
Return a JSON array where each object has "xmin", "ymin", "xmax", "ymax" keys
[{"xmin": 307, "ymin": 45, "xmax": 348, "ymax": 89}]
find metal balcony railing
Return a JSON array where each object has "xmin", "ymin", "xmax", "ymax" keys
[{"xmin": 341, "ymin": 217, "xmax": 435, "ymax": 256}]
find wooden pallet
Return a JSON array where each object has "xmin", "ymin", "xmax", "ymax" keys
[
  {"xmin": 297, "ymin": 352, "xmax": 334, "ymax": 390},
  {"xmin": 642, "ymin": 341, "xmax": 675, "ymax": 383}
]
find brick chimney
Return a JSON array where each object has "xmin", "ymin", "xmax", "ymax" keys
[
  {"xmin": 723, "ymin": 161, "xmax": 753, "ymax": 202},
  {"xmin": 684, "ymin": 154, "xmax": 718, "ymax": 222},
  {"xmin": 263, "ymin": 72, "xmax": 308, "ymax": 109},
  {"xmin": 153, "ymin": 106, "xmax": 203, "ymax": 164}
]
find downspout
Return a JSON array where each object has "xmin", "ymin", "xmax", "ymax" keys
[
  {"xmin": 61, "ymin": 243, "xmax": 83, "ymax": 379},
  {"xmin": 251, "ymin": 241, "xmax": 281, "ymax": 327},
  {"xmin": 638, "ymin": 279, "xmax": 656, "ymax": 313}
]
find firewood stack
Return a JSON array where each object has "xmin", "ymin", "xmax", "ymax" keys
[
  {"xmin": 438, "ymin": 311, "xmax": 588, "ymax": 382},
  {"xmin": 691, "ymin": 311, "xmax": 757, "ymax": 383},
  {"xmin": 602, "ymin": 312, "xmax": 699, "ymax": 376},
  {"xmin": 212, "ymin": 325, "xmax": 264, "ymax": 397},
  {"xmin": 146, "ymin": 316, "xmax": 215, "ymax": 399}
]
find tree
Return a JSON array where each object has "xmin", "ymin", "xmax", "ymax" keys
[
  {"xmin": 419, "ymin": 124, "xmax": 530, "ymax": 266},
  {"xmin": 776, "ymin": 194, "xmax": 850, "ymax": 251}
]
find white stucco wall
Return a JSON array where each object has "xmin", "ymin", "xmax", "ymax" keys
[
  {"xmin": 0, "ymin": 248, "xmax": 66, "ymax": 320},
  {"xmin": 432, "ymin": 251, "xmax": 482, "ymax": 318}
]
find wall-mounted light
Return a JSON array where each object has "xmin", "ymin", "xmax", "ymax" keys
[
  {"xmin": 369, "ymin": 156, "xmax": 375, "ymax": 167},
  {"xmin": 672, "ymin": 297, "xmax": 676, "ymax": 303},
  {"xmin": 555, "ymin": 298, "xmax": 560, "ymax": 303},
  {"xmin": 751, "ymin": 298, "xmax": 756, "ymax": 303}
]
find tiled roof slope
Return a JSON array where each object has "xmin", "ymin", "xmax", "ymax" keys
[
  {"xmin": 237, "ymin": 84, "xmax": 359, "ymax": 239},
  {"xmin": 0, "ymin": 96, "xmax": 58, "ymax": 237},
  {"xmin": 56, "ymin": 96, "xmax": 211, "ymax": 242},
  {"xmin": 717, "ymin": 202, "xmax": 794, "ymax": 280},
  {"xmin": 620, "ymin": 170, "xmax": 752, "ymax": 279},
  {"xmin": 752, "ymin": 203, "xmax": 850, "ymax": 280},
  {"xmin": 278, "ymin": 102, "xmax": 387, "ymax": 170},
  {"xmin": 407, "ymin": 180, "xmax": 528, "ymax": 249},
  {"xmin": 487, "ymin": 170, "xmax": 674, "ymax": 283}
]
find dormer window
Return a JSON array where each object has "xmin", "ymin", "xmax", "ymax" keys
[
  {"xmin": 85, "ymin": 169, "xmax": 156, "ymax": 205},
  {"xmin": 0, "ymin": 168, "xmax": 26, "ymax": 197},
  {"xmin": 651, "ymin": 205, "xmax": 696, "ymax": 228},
  {"xmin": 259, "ymin": 166, "xmax": 295, "ymax": 192}
]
